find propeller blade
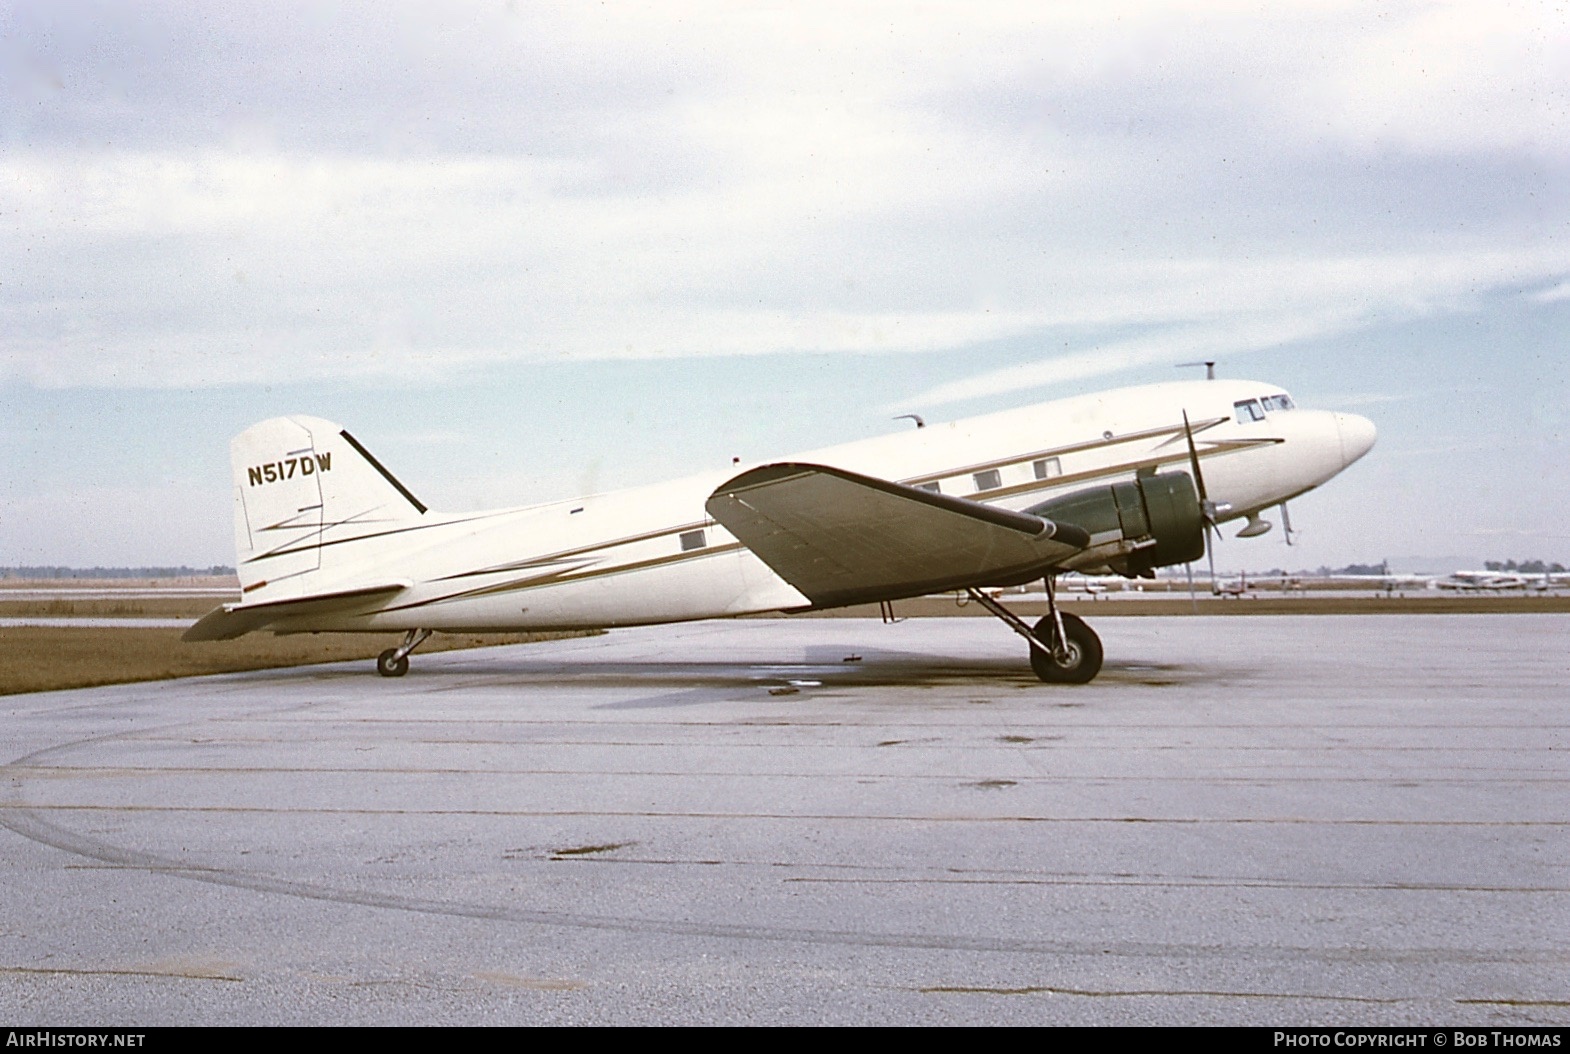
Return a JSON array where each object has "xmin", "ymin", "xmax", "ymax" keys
[
  {"xmin": 1182, "ymin": 409, "xmax": 1232, "ymax": 527},
  {"xmin": 1184, "ymin": 408, "xmax": 1226, "ymax": 594},
  {"xmin": 1206, "ymin": 523, "xmax": 1218, "ymax": 595},
  {"xmin": 1182, "ymin": 410, "xmax": 1209, "ymax": 508}
]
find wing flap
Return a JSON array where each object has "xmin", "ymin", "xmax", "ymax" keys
[
  {"xmin": 182, "ymin": 582, "xmax": 411, "ymax": 641},
  {"xmin": 705, "ymin": 463, "xmax": 1088, "ymax": 608}
]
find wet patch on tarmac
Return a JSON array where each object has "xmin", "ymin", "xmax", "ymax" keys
[{"xmin": 548, "ymin": 842, "xmax": 634, "ymax": 859}]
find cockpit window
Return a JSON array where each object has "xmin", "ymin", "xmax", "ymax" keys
[
  {"xmin": 1260, "ymin": 394, "xmax": 1295, "ymax": 412},
  {"xmin": 1234, "ymin": 399, "xmax": 1265, "ymax": 424}
]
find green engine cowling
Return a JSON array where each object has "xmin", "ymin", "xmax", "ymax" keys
[{"xmin": 1025, "ymin": 470, "xmax": 1205, "ymax": 577}]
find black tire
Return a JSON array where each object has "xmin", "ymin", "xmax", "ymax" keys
[
  {"xmin": 376, "ymin": 649, "xmax": 410, "ymax": 678},
  {"xmin": 1029, "ymin": 613, "xmax": 1103, "ymax": 684}
]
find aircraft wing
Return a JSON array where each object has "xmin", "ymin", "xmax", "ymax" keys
[
  {"xmin": 182, "ymin": 582, "xmax": 411, "ymax": 641},
  {"xmin": 705, "ymin": 462, "xmax": 1090, "ymax": 608}
]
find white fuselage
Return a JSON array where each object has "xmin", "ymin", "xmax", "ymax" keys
[{"xmin": 272, "ymin": 379, "xmax": 1375, "ymax": 634}]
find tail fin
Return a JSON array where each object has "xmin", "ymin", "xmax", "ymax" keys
[{"xmin": 230, "ymin": 416, "xmax": 426, "ymax": 601}]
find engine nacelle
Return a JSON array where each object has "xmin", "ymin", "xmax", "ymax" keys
[{"xmin": 1025, "ymin": 470, "xmax": 1205, "ymax": 577}]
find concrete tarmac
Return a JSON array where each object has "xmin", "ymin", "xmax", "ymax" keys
[{"xmin": 2, "ymin": 615, "xmax": 1566, "ymax": 1026}]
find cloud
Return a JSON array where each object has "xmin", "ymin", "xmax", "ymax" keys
[
  {"xmin": 1527, "ymin": 281, "xmax": 1570, "ymax": 304},
  {"xmin": 1291, "ymin": 1, "xmax": 1570, "ymax": 158},
  {"xmin": 4, "ymin": 133, "xmax": 1563, "ymax": 391},
  {"xmin": 891, "ymin": 312, "xmax": 1356, "ymax": 409},
  {"xmin": 890, "ymin": 246, "xmax": 1570, "ymax": 408},
  {"xmin": 1465, "ymin": 526, "xmax": 1570, "ymax": 540},
  {"xmin": 2, "ymin": 1, "xmax": 1566, "ymax": 392}
]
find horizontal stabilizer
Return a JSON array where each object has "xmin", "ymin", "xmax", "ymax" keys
[
  {"xmin": 182, "ymin": 582, "xmax": 410, "ymax": 642},
  {"xmin": 705, "ymin": 462, "xmax": 1088, "ymax": 608}
]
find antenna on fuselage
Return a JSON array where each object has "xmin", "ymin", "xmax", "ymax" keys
[
  {"xmin": 1177, "ymin": 360, "xmax": 1216, "ymax": 380},
  {"xmin": 893, "ymin": 414, "xmax": 926, "ymax": 429}
]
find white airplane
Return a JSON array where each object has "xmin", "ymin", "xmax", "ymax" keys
[
  {"xmin": 1056, "ymin": 573, "xmax": 1123, "ymax": 596},
  {"xmin": 185, "ymin": 378, "xmax": 1376, "ymax": 684},
  {"xmin": 1434, "ymin": 570, "xmax": 1545, "ymax": 592},
  {"xmin": 1318, "ymin": 569, "xmax": 1435, "ymax": 592},
  {"xmin": 1376, "ymin": 572, "xmax": 1436, "ymax": 591},
  {"xmin": 1212, "ymin": 570, "xmax": 1251, "ymax": 597}
]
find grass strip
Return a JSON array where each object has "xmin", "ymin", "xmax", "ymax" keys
[{"xmin": 0, "ymin": 627, "xmax": 598, "ymax": 696}]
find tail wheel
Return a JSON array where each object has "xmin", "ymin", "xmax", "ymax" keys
[
  {"xmin": 1030, "ymin": 613, "xmax": 1103, "ymax": 684},
  {"xmin": 376, "ymin": 649, "xmax": 410, "ymax": 678}
]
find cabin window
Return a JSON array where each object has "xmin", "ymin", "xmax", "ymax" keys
[
  {"xmin": 1033, "ymin": 457, "xmax": 1061, "ymax": 480},
  {"xmin": 1234, "ymin": 399, "xmax": 1265, "ymax": 424},
  {"xmin": 679, "ymin": 529, "xmax": 707, "ymax": 552},
  {"xmin": 917, "ymin": 481, "xmax": 942, "ymax": 494},
  {"xmin": 973, "ymin": 469, "xmax": 1002, "ymax": 492}
]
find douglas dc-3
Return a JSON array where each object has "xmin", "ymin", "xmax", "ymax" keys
[{"xmin": 185, "ymin": 379, "xmax": 1376, "ymax": 684}]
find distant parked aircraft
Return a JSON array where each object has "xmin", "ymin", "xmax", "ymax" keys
[{"xmin": 1434, "ymin": 570, "xmax": 1561, "ymax": 592}]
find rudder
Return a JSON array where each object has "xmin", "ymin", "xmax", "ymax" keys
[{"xmin": 230, "ymin": 416, "xmax": 426, "ymax": 600}]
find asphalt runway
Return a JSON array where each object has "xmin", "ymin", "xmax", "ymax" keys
[{"xmin": 2, "ymin": 615, "xmax": 1566, "ymax": 1026}]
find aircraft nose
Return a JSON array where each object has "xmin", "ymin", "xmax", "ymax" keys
[{"xmin": 1334, "ymin": 412, "xmax": 1377, "ymax": 467}]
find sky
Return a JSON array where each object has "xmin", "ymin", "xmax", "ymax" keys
[{"xmin": 2, "ymin": 0, "xmax": 1567, "ymax": 573}]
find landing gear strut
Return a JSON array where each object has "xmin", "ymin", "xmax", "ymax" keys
[
  {"xmin": 966, "ymin": 577, "xmax": 1104, "ymax": 684},
  {"xmin": 377, "ymin": 628, "xmax": 432, "ymax": 678}
]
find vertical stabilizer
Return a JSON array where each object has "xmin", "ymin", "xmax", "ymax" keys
[{"xmin": 230, "ymin": 416, "xmax": 426, "ymax": 600}]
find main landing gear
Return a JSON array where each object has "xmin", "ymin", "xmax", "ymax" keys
[
  {"xmin": 966, "ymin": 578, "xmax": 1104, "ymax": 684},
  {"xmin": 376, "ymin": 628, "xmax": 432, "ymax": 678}
]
